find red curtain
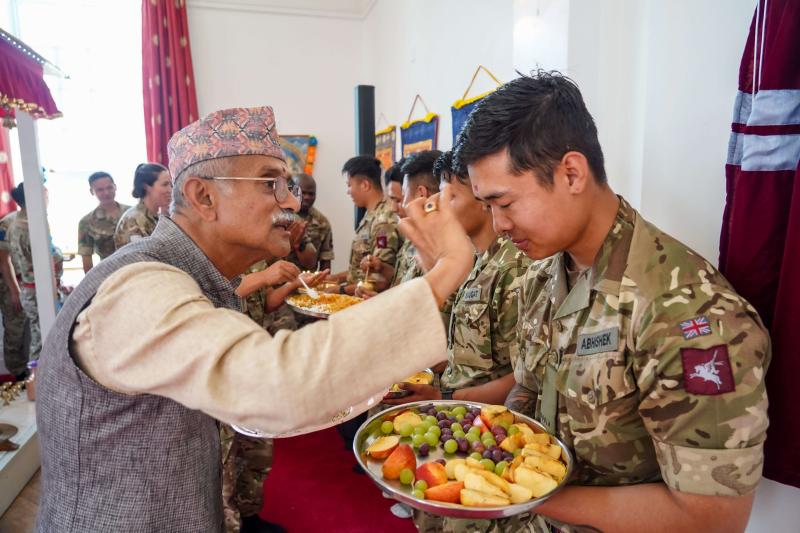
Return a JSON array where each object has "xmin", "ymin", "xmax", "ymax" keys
[
  {"xmin": 142, "ymin": 0, "xmax": 199, "ymax": 166},
  {"xmin": 719, "ymin": 0, "xmax": 800, "ymax": 488},
  {"xmin": 0, "ymin": 127, "xmax": 18, "ymax": 218}
]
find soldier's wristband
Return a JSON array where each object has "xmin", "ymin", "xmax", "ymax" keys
[{"xmin": 440, "ymin": 389, "xmax": 454, "ymax": 400}]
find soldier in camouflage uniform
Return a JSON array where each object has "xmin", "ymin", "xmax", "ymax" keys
[
  {"xmin": 386, "ymin": 152, "xmax": 532, "ymax": 533},
  {"xmin": 327, "ymin": 156, "xmax": 401, "ymax": 295},
  {"xmin": 114, "ymin": 162, "xmax": 172, "ymax": 249},
  {"xmin": 0, "ymin": 210, "xmax": 28, "ymax": 378},
  {"xmin": 286, "ymin": 174, "xmax": 334, "ymax": 272},
  {"xmin": 454, "ymin": 72, "xmax": 768, "ymax": 532},
  {"xmin": 78, "ymin": 172, "xmax": 129, "ymax": 272}
]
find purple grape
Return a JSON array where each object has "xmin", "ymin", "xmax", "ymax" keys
[
  {"xmin": 464, "ymin": 413, "xmax": 474, "ymax": 422},
  {"xmin": 482, "ymin": 449, "xmax": 493, "ymax": 459},
  {"xmin": 472, "ymin": 441, "xmax": 485, "ymax": 453},
  {"xmin": 471, "ymin": 408, "xmax": 481, "ymax": 417},
  {"xmin": 457, "ymin": 438, "xmax": 469, "ymax": 453},
  {"xmin": 427, "ymin": 408, "xmax": 437, "ymax": 416},
  {"xmin": 436, "ymin": 459, "xmax": 446, "ymax": 466},
  {"xmin": 438, "ymin": 419, "xmax": 450, "ymax": 429},
  {"xmin": 437, "ymin": 412, "xmax": 448, "ymax": 421},
  {"xmin": 492, "ymin": 449, "xmax": 504, "ymax": 463},
  {"xmin": 418, "ymin": 443, "xmax": 430, "ymax": 457},
  {"xmin": 502, "ymin": 452, "xmax": 514, "ymax": 462},
  {"xmin": 462, "ymin": 424, "xmax": 472, "ymax": 434}
]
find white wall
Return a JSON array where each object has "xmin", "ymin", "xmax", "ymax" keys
[
  {"xmin": 187, "ymin": 4, "xmax": 364, "ymax": 272},
  {"xmin": 360, "ymin": 0, "xmax": 516, "ymax": 153}
]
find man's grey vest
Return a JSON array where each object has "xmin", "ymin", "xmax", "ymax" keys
[{"xmin": 35, "ymin": 218, "xmax": 242, "ymax": 532}]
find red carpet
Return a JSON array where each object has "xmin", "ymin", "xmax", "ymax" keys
[{"xmin": 260, "ymin": 427, "xmax": 416, "ymax": 533}]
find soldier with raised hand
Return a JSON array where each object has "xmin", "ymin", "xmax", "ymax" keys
[
  {"xmin": 385, "ymin": 151, "xmax": 533, "ymax": 533},
  {"xmin": 77, "ymin": 171, "xmax": 130, "ymax": 272},
  {"xmin": 0, "ymin": 206, "xmax": 27, "ymax": 380},
  {"xmin": 453, "ymin": 71, "xmax": 770, "ymax": 532},
  {"xmin": 285, "ymin": 173, "xmax": 334, "ymax": 272}
]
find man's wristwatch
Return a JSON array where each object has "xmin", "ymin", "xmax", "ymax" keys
[
  {"xmin": 339, "ymin": 282, "xmax": 347, "ymax": 294},
  {"xmin": 440, "ymin": 389, "xmax": 454, "ymax": 400}
]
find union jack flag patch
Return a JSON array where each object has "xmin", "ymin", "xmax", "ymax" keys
[{"xmin": 679, "ymin": 316, "xmax": 712, "ymax": 340}]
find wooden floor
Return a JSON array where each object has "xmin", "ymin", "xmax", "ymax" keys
[{"xmin": 0, "ymin": 469, "xmax": 40, "ymax": 533}]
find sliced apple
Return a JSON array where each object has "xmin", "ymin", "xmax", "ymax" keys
[
  {"xmin": 545, "ymin": 444, "xmax": 563, "ymax": 460},
  {"xmin": 508, "ymin": 482, "xmax": 534, "ymax": 504},
  {"xmin": 392, "ymin": 410, "xmax": 423, "ymax": 433},
  {"xmin": 415, "ymin": 461, "xmax": 448, "ymax": 488},
  {"xmin": 472, "ymin": 468, "xmax": 511, "ymax": 495},
  {"xmin": 479, "ymin": 405, "xmax": 515, "ymax": 429},
  {"xmin": 499, "ymin": 433, "xmax": 524, "ymax": 453},
  {"xmin": 512, "ymin": 423, "xmax": 535, "ymax": 442},
  {"xmin": 445, "ymin": 458, "xmax": 466, "ymax": 480},
  {"xmin": 381, "ymin": 409, "xmax": 408, "ymax": 422},
  {"xmin": 464, "ymin": 472, "xmax": 507, "ymax": 498},
  {"xmin": 382, "ymin": 444, "xmax": 416, "ymax": 480},
  {"xmin": 454, "ymin": 463, "xmax": 472, "ymax": 482},
  {"xmin": 523, "ymin": 454, "xmax": 567, "ymax": 481},
  {"xmin": 514, "ymin": 466, "xmax": 559, "ymax": 498},
  {"xmin": 465, "ymin": 456, "xmax": 484, "ymax": 470},
  {"xmin": 527, "ymin": 432, "xmax": 551, "ymax": 446},
  {"xmin": 365, "ymin": 435, "xmax": 400, "ymax": 459},
  {"xmin": 460, "ymin": 488, "xmax": 511, "ymax": 507},
  {"xmin": 424, "ymin": 480, "xmax": 464, "ymax": 503}
]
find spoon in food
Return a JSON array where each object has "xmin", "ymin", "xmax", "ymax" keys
[{"xmin": 298, "ymin": 274, "xmax": 320, "ymax": 300}]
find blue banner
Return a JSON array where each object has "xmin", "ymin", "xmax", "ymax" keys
[{"xmin": 401, "ymin": 114, "xmax": 439, "ymax": 156}]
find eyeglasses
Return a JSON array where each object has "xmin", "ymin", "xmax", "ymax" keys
[{"xmin": 207, "ymin": 176, "xmax": 300, "ymax": 202}]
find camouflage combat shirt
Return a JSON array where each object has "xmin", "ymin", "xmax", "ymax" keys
[
  {"xmin": 78, "ymin": 202, "xmax": 130, "ymax": 259},
  {"xmin": 515, "ymin": 197, "xmax": 770, "ymax": 505},
  {"xmin": 346, "ymin": 199, "xmax": 401, "ymax": 285},
  {"xmin": 287, "ymin": 206, "xmax": 334, "ymax": 269},
  {"xmin": 391, "ymin": 239, "xmax": 423, "ymax": 287},
  {"xmin": 114, "ymin": 201, "xmax": 158, "ymax": 249},
  {"xmin": 441, "ymin": 236, "xmax": 530, "ymax": 390},
  {"xmin": 0, "ymin": 211, "xmax": 17, "ymax": 254}
]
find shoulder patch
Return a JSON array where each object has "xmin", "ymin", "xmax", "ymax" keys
[
  {"xmin": 680, "ymin": 345, "xmax": 735, "ymax": 395},
  {"xmin": 679, "ymin": 316, "xmax": 712, "ymax": 339}
]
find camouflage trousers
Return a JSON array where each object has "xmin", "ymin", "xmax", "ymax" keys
[
  {"xmin": 0, "ymin": 282, "xmax": 28, "ymax": 376},
  {"xmin": 264, "ymin": 304, "xmax": 297, "ymax": 335},
  {"xmin": 20, "ymin": 287, "xmax": 40, "ymax": 362},
  {"xmin": 413, "ymin": 511, "xmax": 537, "ymax": 533},
  {"xmin": 220, "ymin": 424, "xmax": 274, "ymax": 533}
]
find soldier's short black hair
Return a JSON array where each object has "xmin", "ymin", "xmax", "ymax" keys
[
  {"xmin": 453, "ymin": 70, "xmax": 607, "ymax": 186},
  {"xmin": 383, "ymin": 158, "xmax": 406, "ymax": 186},
  {"xmin": 11, "ymin": 183, "xmax": 25, "ymax": 208},
  {"xmin": 434, "ymin": 151, "xmax": 470, "ymax": 186},
  {"xmin": 132, "ymin": 163, "xmax": 168, "ymax": 199},
  {"xmin": 88, "ymin": 171, "xmax": 113, "ymax": 186},
  {"xmin": 401, "ymin": 150, "xmax": 442, "ymax": 194},
  {"xmin": 342, "ymin": 156, "xmax": 382, "ymax": 190}
]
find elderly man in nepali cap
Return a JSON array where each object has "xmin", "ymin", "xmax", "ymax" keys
[{"xmin": 34, "ymin": 107, "xmax": 474, "ymax": 532}]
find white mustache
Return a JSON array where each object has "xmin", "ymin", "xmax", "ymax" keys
[{"xmin": 272, "ymin": 211, "xmax": 297, "ymax": 228}]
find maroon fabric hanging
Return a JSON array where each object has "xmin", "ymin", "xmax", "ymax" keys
[
  {"xmin": 719, "ymin": 0, "xmax": 800, "ymax": 488},
  {"xmin": 141, "ymin": 0, "xmax": 199, "ymax": 166},
  {"xmin": 0, "ymin": 35, "xmax": 60, "ymax": 119}
]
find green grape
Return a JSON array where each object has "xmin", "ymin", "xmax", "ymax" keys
[
  {"xmin": 424, "ymin": 432, "xmax": 439, "ymax": 447},
  {"xmin": 452, "ymin": 406, "xmax": 467, "ymax": 416},
  {"xmin": 453, "ymin": 430, "xmax": 466, "ymax": 439},
  {"xmin": 498, "ymin": 421, "xmax": 510, "ymax": 430},
  {"xmin": 480, "ymin": 459, "xmax": 495, "ymax": 471},
  {"xmin": 482, "ymin": 437, "xmax": 497, "ymax": 448},
  {"xmin": 400, "ymin": 468, "xmax": 414, "ymax": 485},
  {"xmin": 428, "ymin": 425, "xmax": 441, "ymax": 437},
  {"xmin": 412, "ymin": 489, "xmax": 425, "ymax": 499},
  {"xmin": 465, "ymin": 433, "xmax": 479, "ymax": 444},
  {"xmin": 470, "ymin": 452, "xmax": 483, "ymax": 461},
  {"xmin": 414, "ymin": 425, "xmax": 427, "ymax": 435},
  {"xmin": 399, "ymin": 423, "xmax": 414, "ymax": 437},
  {"xmin": 412, "ymin": 434, "xmax": 425, "ymax": 447},
  {"xmin": 444, "ymin": 439, "xmax": 458, "ymax": 454},
  {"xmin": 380, "ymin": 421, "xmax": 394, "ymax": 434},
  {"xmin": 495, "ymin": 460, "xmax": 509, "ymax": 476},
  {"xmin": 420, "ymin": 420, "xmax": 433, "ymax": 432},
  {"xmin": 414, "ymin": 480, "xmax": 428, "ymax": 492},
  {"xmin": 425, "ymin": 415, "xmax": 437, "ymax": 425},
  {"xmin": 507, "ymin": 425, "xmax": 520, "ymax": 436},
  {"xmin": 455, "ymin": 414, "xmax": 464, "ymax": 423},
  {"xmin": 450, "ymin": 423, "xmax": 462, "ymax": 433},
  {"xmin": 513, "ymin": 448, "xmax": 523, "ymax": 457},
  {"xmin": 468, "ymin": 426, "xmax": 481, "ymax": 436}
]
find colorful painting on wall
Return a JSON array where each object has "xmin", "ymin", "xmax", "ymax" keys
[{"xmin": 279, "ymin": 135, "xmax": 317, "ymax": 175}]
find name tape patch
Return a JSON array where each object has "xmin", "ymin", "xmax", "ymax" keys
[
  {"xmin": 463, "ymin": 287, "xmax": 481, "ymax": 302},
  {"xmin": 576, "ymin": 327, "xmax": 619, "ymax": 356}
]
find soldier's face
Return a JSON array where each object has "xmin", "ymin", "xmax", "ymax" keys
[
  {"xmin": 440, "ymin": 178, "xmax": 491, "ymax": 238},
  {"xmin": 299, "ymin": 180, "xmax": 316, "ymax": 212},
  {"xmin": 145, "ymin": 171, "xmax": 174, "ymax": 213},
  {"xmin": 387, "ymin": 181, "xmax": 403, "ymax": 215},
  {"xmin": 345, "ymin": 174, "xmax": 365, "ymax": 207},
  {"xmin": 90, "ymin": 177, "xmax": 116, "ymax": 204},
  {"xmin": 469, "ymin": 149, "xmax": 587, "ymax": 260}
]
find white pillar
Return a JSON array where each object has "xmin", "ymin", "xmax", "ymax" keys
[{"xmin": 16, "ymin": 110, "xmax": 57, "ymax": 338}]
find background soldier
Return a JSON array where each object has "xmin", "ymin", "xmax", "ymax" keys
[
  {"xmin": 114, "ymin": 163, "xmax": 172, "ymax": 248},
  {"xmin": 286, "ymin": 173, "xmax": 334, "ymax": 272},
  {"xmin": 0, "ymin": 207, "xmax": 27, "ymax": 379},
  {"xmin": 78, "ymin": 171, "xmax": 130, "ymax": 272}
]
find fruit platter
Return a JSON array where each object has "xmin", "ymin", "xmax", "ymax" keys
[
  {"xmin": 285, "ymin": 292, "xmax": 363, "ymax": 319},
  {"xmin": 385, "ymin": 369, "xmax": 435, "ymax": 399},
  {"xmin": 354, "ymin": 401, "xmax": 573, "ymax": 519}
]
